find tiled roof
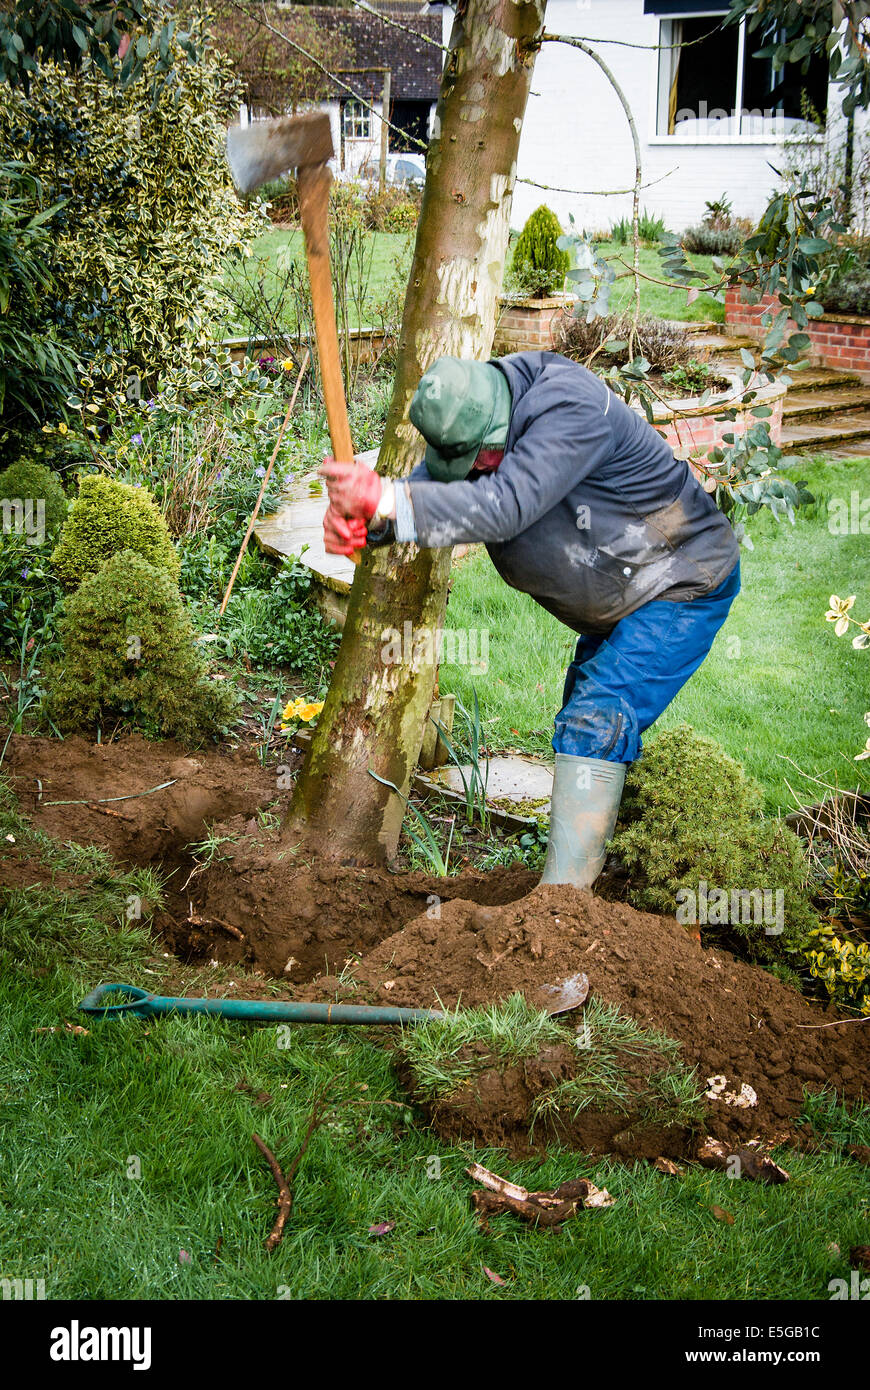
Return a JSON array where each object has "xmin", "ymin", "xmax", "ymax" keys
[{"xmin": 284, "ymin": 5, "xmax": 443, "ymax": 101}]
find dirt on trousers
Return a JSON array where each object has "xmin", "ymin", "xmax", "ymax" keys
[{"xmin": 4, "ymin": 732, "xmax": 869, "ymax": 1160}]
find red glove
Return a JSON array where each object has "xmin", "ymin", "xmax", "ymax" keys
[
  {"xmin": 324, "ymin": 505, "xmax": 367, "ymax": 556},
  {"xmin": 318, "ymin": 457, "xmax": 382, "ymax": 522}
]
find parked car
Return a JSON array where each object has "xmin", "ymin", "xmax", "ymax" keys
[
  {"xmin": 385, "ymin": 153, "xmax": 426, "ymax": 187},
  {"xmin": 355, "ymin": 152, "xmax": 426, "ymax": 187}
]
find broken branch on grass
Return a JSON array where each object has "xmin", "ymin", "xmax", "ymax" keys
[
  {"xmin": 696, "ymin": 1136, "xmax": 789, "ymax": 1184},
  {"xmin": 252, "ymin": 1078, "xmax": 339, "ymax": 1252},
  {"xmin": 251, "ymin": 1133, "xmax": 292, "ymax": 1253},
  {"xmin": 466, "ymin": 1161, "xmax": 614, "ymax": 1230}
]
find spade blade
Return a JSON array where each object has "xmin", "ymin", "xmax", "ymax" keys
[{"xmin": 533, "ymin": 972, "xmax": 590, "ymax": 1017}]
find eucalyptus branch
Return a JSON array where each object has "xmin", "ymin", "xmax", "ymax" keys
[
  {"xmin": 518, "ymin": 166, "xmax": 678, "ymax": 198},
  {"xmin": 542, "ymin": 32, "xmax": 642, "ymax": 347}
]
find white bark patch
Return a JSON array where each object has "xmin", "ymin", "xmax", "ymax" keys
[
  {"xmin": 463, "ymin": 23, "xmax": 516, "ymax": 81},
  {"xmin": 513, "ymin": 117, "xmax": 522, "ymax": 132}
]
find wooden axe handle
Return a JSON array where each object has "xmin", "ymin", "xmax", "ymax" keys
[{"xmin": 297, "ymin": 161, "xmax": 362, "ymax": 563}]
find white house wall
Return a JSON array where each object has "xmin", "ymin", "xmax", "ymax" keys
[{"xmin": 509, "ymin": 0, "xmax": 834, "ymax": 235}]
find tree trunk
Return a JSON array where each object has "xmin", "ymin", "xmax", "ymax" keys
[{"xmin": 283, "ymin": 0, "xmax": 546, "ymax": 864}]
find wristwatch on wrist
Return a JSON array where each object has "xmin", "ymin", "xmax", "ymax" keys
[{"xmin": 365, "ymin": 518, "xmax": 396, "ymax": 547}]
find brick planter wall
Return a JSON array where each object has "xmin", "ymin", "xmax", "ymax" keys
[
  {"xmin": 647, "ymin": 373, "xmax": 786, "ymax": 468},
  {"xmin": 493, "ymin": 295, "xmax": 573, "ymax": 353},
  {"xmin": 725, "ymin": 288, "xmax": 870, "ymax": 375}
]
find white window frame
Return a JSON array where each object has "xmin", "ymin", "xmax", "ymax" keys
[
  {"xmin": 650, "ymin": 11, "xmax": 826, "ymax": 146},
  {"xmin": 342, "ymin": 100, "xmax": 372, "ymax": 142}
]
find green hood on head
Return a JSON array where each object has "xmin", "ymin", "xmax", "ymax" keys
[{"xmin": 409, "ymin": 357, "xmax": 512, "ymax": 483}]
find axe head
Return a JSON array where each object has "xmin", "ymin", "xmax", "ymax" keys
[{"xmin": 226, "ymin": 112, "xmax": 334, "ymax": 196}]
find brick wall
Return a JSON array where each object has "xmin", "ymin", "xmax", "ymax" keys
[
  {"xmin": 725, "ymin": 288, "xmax": 870, "ymax": 375},
  {"xmin": 660, "ymin": 389, "xmax": 784, "ymax": 466},
  {"xmin": 493, "ymin": 298, "xmax": 570, "ymax": 354}
]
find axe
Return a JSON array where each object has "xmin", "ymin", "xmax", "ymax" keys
[{"xmin": 226, "ymin": 112, "xmax": 362, "ymax": 562}]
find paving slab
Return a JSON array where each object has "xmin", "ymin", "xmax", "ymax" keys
[{"xmin": 429, "ymin": 755, "xmax": 554, "ymax": 804}]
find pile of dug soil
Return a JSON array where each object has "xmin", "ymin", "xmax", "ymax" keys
[
  {"xmin": 6, "ymin": 732, "xmax": 868, "ymax": 1160},
  {"xmin": 300, "ymin": 886, "xmax": 870, "ymax": 1151}
]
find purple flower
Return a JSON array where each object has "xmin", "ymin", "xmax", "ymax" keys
[
  {"xmin": 21, "ymin": 567, "xmax": 29, "ymax": 580},
  {"xmin": 131, "ymin": 433, "xmax": 144, "ymax": 446},
  {"xmin": 255, "ymin": 466, "xmax": 266, "ymax": 479}
]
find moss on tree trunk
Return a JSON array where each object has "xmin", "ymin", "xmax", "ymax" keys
[{"xmin": 283, "ymin": 0, "xmax": 546, "ymax": 864}]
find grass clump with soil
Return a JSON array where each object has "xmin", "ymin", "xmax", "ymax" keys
[
  {"xmin": 44, "ymin": 550, "xmax": 236, "ymax": 743},
  {"xmin": 610, "ymin": 725, "xmax": 819, "ymax": 964},
  {"xmin": 531, "ymin": 999, "xmax": 706, "ymax": 1134},
  {"xmin": 51, "ymin": 475, "xmax": 181, "ymax": 591},
  {"xmin": 398, "ymin": 992, "xmax": 706, "ymax": 1157},
  {"xmin": 399, "ymin": 992, "xmax": 567, "ymax": 1101}
]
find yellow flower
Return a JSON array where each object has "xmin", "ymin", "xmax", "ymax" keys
[
  {"xmin": 806, "ymin": 285, "xmax": 816, "ymax": 296},
  {"xmin": 281, "ymin": 697, "xmax": 323, "ymax": 724},
  {"xmin": 57, "ymin": 421, "xmax": 68, "ymax": 435},
  {"xmin": 281, "ymin": 358, "xmax": 295, "ymax": 372}
]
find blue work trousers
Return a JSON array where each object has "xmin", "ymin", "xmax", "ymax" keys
[{"xmin": 553, "ymin": 562, "xmax": 741, "ymax": 763}]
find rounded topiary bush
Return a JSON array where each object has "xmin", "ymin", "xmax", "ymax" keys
[
  {"xmin": 44, "ymin": 551, "xmax": 236, "ymax": 744},
  {"xmin": 511, "ymin": 205, "xmax": 570, "ymax": 298},
  {"xmin": 610, "ymin": 725, "xmax": 818, "ymax": 962},
  {"xmin": 0, "ymin": 460, "xmax": 68, "ymax": 543},
  {"xmin": 51, "ymin": 475, "xmax": 180, "ymax": 591}
]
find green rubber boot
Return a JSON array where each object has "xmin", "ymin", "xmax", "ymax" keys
[{"xmin": 540, "ymin": 754, "xmax": 627, "ymax": 889}]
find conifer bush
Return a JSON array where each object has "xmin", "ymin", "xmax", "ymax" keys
[
  {"xmin": 44, "ymin": 551, "xmax": 235, "ymax": 743},
  {"xmin": 510, "ymin": 205, "xmax": 570, "ymax": 298},
  {"xmin": 51, "ymin": 475, "xmax": 180, "ymax": 591},
  {"xmin": 610, "ymin": 725, "xmax": 819, "ymax": 962},
  {"xmin": 0, "ymin": 460, "xmax": 67, "ymax": 542}
]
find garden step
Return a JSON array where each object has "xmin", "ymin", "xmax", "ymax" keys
[
  {"xmin": 782, "ymin": 386, "xmax": 870, "ymax": 421},
  {"xmin": 690, "ymin": 332, "xmax": 756, "ymax": 357},
  {"xmin": 782, "ymin": 365, "xmax": 865, "ymax": 392},
  {"xmin": 778, "ymin": 410, "xmax": 870, "ymax": 451}
]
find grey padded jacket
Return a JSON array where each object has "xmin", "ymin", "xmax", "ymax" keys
[{"xmin": 403, "ymin": 350, "xmax": 739, "ymax": 635}]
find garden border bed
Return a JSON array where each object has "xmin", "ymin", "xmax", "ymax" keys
[{"xmin": 725, "ymin": 287, "xmax": 870, "ymax": 377}]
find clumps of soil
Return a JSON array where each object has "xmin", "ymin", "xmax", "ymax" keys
[
  {"xmin": 5, "ymin": 734, "xmax": 278, "ymax": 865},
  {"xmin": 394, "ymin": 995, "xmax": 701, "ymax": 1159},
  {"xmin": 192, "ymin": 839, "xmax": 536, "ymax": 980},
  {"xmin": 301, "ymin": 886, "xmax": 870, "ymax": 1151},
  {"xmin": 6, "ymin": 730, "xmax": 869, "ymax": 1163}
]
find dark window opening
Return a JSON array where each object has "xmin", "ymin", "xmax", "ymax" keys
[{"xmin": 390, "ymin": 100, "xmax": 430, "ymax": 154}]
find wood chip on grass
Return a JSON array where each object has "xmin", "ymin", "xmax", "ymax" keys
[{"xmin": 467, "ymin": 1161, "xmax": 614, "ymax": 1230}]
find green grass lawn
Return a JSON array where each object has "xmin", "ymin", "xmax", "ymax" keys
[
  {"xmin": 220, "ymin": 227, "xmax": 410, "ymax": 337},
  {"xmin": 1, "ymin": 791, "xmax": 867, "ymax": 1301},
  {"xmin": 219, "ymin": 231, "xmax": 723, "ymax": 338},
  {"xmin": 600, "ymin": 244, "xmax": 724, "ymax": 323},
  {"xmin": 443, "ymin": 453, "xmax": 870, "ymax": 815}
]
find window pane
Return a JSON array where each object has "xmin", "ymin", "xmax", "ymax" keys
[
  {"xmin": 671, "ymin": 17, "xmax": 739, "ymax": 129},
  {"xmin": 742, "ymin": 38, "xmax": 828, "ymax": 126}
]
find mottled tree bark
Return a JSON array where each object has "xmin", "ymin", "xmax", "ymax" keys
[{"xmin": 283, "ymin": 0, "xmax": 546, "ymax": 864}]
